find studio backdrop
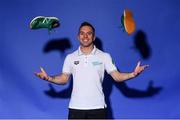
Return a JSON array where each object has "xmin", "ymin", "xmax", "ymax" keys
[{"xmin": 0, "ymin": 0, "xmax": 180, "ymax": 119}]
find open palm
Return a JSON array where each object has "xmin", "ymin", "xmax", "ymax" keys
[
  {"xmin": 134, "ymin": 61, "xmax": 149, "ymax": 76},
  {"xmin": 35, "ymin": 67, "xmax": 49, "ymax": 80}
]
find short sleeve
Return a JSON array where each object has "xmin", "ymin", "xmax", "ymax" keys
[
  {"xmin": 104, "ymin": 53, "xmax": 117, "ymax": 74},
  {"xmin": 62, "ymin": 55, "xmax": 72, "ymax": 74}
]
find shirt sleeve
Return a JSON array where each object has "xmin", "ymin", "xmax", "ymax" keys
[
  {"xmin": 104, "ymin": 53, "xmax": 117, "ymax": 74},
  {"xmin": 62, "ymin": 55, "xmax": 72, "ymax": 74}
]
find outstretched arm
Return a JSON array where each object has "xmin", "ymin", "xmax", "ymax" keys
[
  {"xmin": 110, "ymin": 61, "xmax": 149, "ymax": 82},
  {"xmin": 34, "ymin": 67, "xmax": 70, "ymax": 85}
]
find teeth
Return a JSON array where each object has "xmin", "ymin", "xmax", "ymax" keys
[{"xmin": 83, "ymin": 40, "xmax": 88, "ymax": 42}]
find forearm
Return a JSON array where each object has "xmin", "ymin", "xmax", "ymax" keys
[
  {"xmin": 111, "ymin": 71, "xmax": 136, "ymax": 82},
  {"xmin": 47, "ymin": 74, "xmax": 69, "ymax": 85},
  {"xmin": 117, "ymin": 72, "xmax": 136, "ymax": 82}
]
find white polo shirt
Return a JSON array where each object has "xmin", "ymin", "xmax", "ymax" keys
[{"xmin": 62, "ymin": 46, "xmax": 117, "ymax": 110}]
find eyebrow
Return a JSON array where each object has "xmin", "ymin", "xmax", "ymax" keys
[{"xmin": 80, "ymin": 31, "xmax": 93, "ymax": 34}]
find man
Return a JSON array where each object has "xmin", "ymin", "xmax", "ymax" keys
[{"xmin": 35, "ymin": 21, "xmax": 149, "ymax": 119}]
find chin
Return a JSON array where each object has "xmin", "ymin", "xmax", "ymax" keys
[{"xmin": 81, "ymin": 43, "xmax": 92, "ymax": 47}]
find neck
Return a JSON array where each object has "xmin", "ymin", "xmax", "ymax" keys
[{"xmin": 80, "ymin": 44, "xmax": 94, "ymax": 55}]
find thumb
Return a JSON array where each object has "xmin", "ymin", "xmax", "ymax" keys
[
  {"xmin": 40, "ymin": 67, "xmax": 47, "ymax": 74},
  {"xmin": 136, "ymin": 61, "xmax": 141, "ymax": 67}
]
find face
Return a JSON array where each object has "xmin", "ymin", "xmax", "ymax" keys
[{"xmin": 78, "ymin": 26, "xmax": 95, "ymax": 47}]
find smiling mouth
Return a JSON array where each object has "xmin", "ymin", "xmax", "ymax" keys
[{"xmin": 82, "ymin": 39, "xmax": 89, "ymax": 42}]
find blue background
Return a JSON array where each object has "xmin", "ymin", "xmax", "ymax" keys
[{"xmin": 0, "ymin": 0, "xmax": 180, "ymax": 119}]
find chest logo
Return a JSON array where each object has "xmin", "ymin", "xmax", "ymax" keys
[
  {"xmin": 92, "ymin": 61, "xmax": 102, "ymax": 66},
  {"xmin": 74, "ymin": 61, "xmax": 79, "ymax": 65}
]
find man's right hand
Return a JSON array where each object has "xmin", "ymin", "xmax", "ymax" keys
[{"xmin": 34, "ymin": 67, "xmax": 50, "ymax": 81}]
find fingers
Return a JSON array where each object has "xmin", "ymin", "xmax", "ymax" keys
[
  {"xmin": 144, "ymin": 64, "xmax": 150, "ymax": 68},
  {"xmin": 142, "ymin": 64, "xmax": 149, "ymax": 70},
  {"xmin": 34, "ymin": 67, "xmax": 48, "ymax": 80},
  {"xmin": 34, "ymin": 72, "xmax": 43, "ymax": 79},
  {"xmin": 34, "ymin": 72, "xmax": 39, "ymax": 76}
]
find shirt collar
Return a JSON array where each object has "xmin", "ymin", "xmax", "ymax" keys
[{"xmin": 78, "ymin": 45, "xmax": 97, "ymax": 56}]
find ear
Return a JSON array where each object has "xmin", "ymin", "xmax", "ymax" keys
[
  {"xmin": 77, "ymin": 34, "xmax": 80, "ymax": 40},
  {"xmin": 93, "ymin": 35, "xmax": 96, "ymax": 41}
]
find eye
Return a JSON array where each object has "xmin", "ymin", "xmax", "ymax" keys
[
  {"xmin": 80, "ymin": 32, "xmax": 84, "ymax": 35},
  {"xmin": 87, "ymin": 32, "xmax": 93, "ymax": 36}
]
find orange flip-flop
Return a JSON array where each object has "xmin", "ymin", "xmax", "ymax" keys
[{"xmin": 121, "ymin": 9, "xmax": 136, "ymax": 35}]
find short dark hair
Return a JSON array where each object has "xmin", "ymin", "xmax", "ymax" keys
[{"xmin": 78, "ymin": 21, "xmax": 95, "ymax": 36}]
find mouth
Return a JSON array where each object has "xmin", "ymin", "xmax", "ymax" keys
[
  {"xmin": 80, "ymin": 39, "xmax": 91, "ymax": 46},
  {"xmin": 82, "ymin": 39, "xmax": 89, "ymax": 42}
]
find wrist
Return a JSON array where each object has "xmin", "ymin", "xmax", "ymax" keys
[
  {"xmin": 47, "ymin": 76, "xmax": 53, "ymax": 81},
  {"xmin": 131, "ymin": 72, "xmax": 136, "ymax": 78}
]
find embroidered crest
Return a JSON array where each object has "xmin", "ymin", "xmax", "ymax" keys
[{"xmin": 74, "ymin": 61, "xmax": 79, "ymax": 65}]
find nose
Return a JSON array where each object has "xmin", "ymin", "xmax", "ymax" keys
[{"xmin": 84, "ymin": 33, "xmax": 88, "ymax": 38}]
